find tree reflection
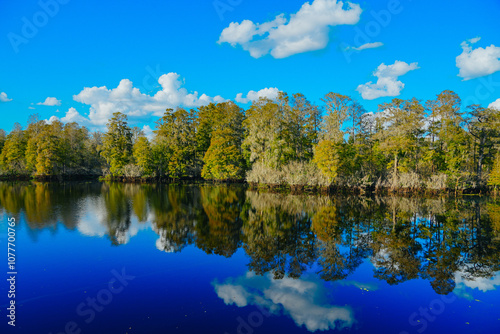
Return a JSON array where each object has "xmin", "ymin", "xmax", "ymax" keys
[
  {"xmin": 313, "ymin": 205, "xmax": 363, "ymax": 281},
  {"xmin": 195, "ymin": 185, "xmax": 244, "ymax": 257},
  {"xmin": 0, "ymin": 181, "xmax": 101, "ymax": 240},
  {"xmin": 1, "ymin": 181, "xmax": 500, "ymax": 293},
  {"xmin": 241, "ymin": 191, "xmax": 317, "ymax": 279},
  {"xmin": 149, "ymin": 184, "xmax": 198, "ymax": 253},
  {"xmin": 101, "ymin": 182, "xmax": 133, "ymax": 245}
]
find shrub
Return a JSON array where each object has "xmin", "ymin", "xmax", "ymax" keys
[
  {"xmin": 121, "ymin": 164, "xmax": 143, "ymax": 178},
  {"xmin": 246, "ymin": 162, "xmax": 285, "ymax": 185},
  {"xmin": 282, "ymin": 161, "xmax": 331, "ymax": 187},
  {"xmin": 388, "ymin": 172, "xmax": 423, "ymax": 190},
  {"xmin": 426, "ymin": 174, "xmax": 447, "ymax": 191}
]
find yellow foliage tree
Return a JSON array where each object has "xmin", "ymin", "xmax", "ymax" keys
[{"xmin": 312, "ymin": 140, "xmax": 339, "ymax": 182}]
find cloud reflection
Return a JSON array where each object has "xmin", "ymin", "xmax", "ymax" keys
[
  {"xmin": 454, "ymin": 271, "xmax": 500, "ymax": 293},
  {"xmin": 213, "ymin": 272, "xmax": 354, "ymax": 332},
  {"xmin": 76, "ymin": 197, "xmax": 151, "ymax": 244}
]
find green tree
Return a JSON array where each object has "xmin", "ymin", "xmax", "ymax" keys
[
  {"xmin": 321, "ymin": 92, "xmax": 352, "ymax": 143},
  {"xmin": 488, "ymin": 154, "xmax": 500, "ymax": 188},
  {"xmin": 467, "ymin": 105, "xmax": 500, "ymax": 182},
  {"xmin": 281, "ymin": 93, "xmax": 320, "ymax": 162},
  {"xmin": 0, "ymin": 129, "xmax": 6, "ymax": 155},
  {"xmin": 101, "ymin": 112, "xmax": 133, "ymax": 176},
  {"xmin": 35, "ymin": 121, "xmax": 63, "ymax": 175},
  {"xmin": 83, "ymin": 131, "xmax": 105, "ymax": 175},
  {"xmin": 153, "ymin": 108, "xmax": 196, "ymax": 179},
  {"xmin": 0, "ymin": 123, "xmax": 27, "ymax": 175},
  {"xmin": 202, "ymin": 102, "xmax": 245, "ymax": 180},
  {"xmin": 195, "ymin": 103, "xmax": 218, "ymax": 159},
  {"xmin": 425, "ymin": 91, "xmax": 470, "ymax": 187},
  {"xmin": 133, "ymin": 134, "xmax": 153, "ymax": 176},
  {"xmin": 242, "ymin": 96, "xmax": 284, "ymax": 168},
  {"xmin": 60, "ymin": 122, "xmax": 89, "ymax": 174},
  {"xmin": 374, "ymin": 98, "xmax": 425, "ymax": 176},
  {"xmin": 25, "ymin": 116, "xmax": 47, "ymax": 173},
  {"xmin": 312, "ymin": 140, "xmax": 339, "ymax": 182},
  {"xmin": 202, "ymin": 129, "xmax": 244, "ymax": 180},
  {"xmin": 311, "ymin": 93, "xmax": 361, "ymax": 184}
]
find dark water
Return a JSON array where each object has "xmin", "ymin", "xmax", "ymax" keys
[{"xmin": 0, "ymin": 182, "xmax": 499, "ymax": 334}]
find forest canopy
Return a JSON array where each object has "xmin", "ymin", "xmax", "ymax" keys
[{"xmin": 1, "ymin": 90, "xmax": 500, "ymax": 192}]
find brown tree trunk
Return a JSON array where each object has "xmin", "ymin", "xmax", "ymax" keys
[
  {"xmin": 394, "ymin": 153, "xmax": 398, "ymax": 176},
  {"xmin": 477, "ymin": 136, "xmax": 485, "ymax": 182}
]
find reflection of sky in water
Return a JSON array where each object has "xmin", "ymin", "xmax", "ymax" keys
[
  {"xmin": 455, "ymin": 271, "xmax": 500, "ymax": 292},
  {"xmin": 76, "ymin": 197, "xmax": 152, "ymax": 243},
  {"xmin": 214, "ymin": 271, "xmax": 354, "ymax": 332},
  {"xmin": 453, "ymin": 271, "xmax": 500, "ymax": 300}
]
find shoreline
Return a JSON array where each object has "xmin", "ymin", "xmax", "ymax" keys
[{"xmin": 0, "ymin": 175, "xmax": 492, "ymax": 196}]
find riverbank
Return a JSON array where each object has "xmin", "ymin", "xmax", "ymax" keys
[
  {"xmin": 0, "ymin": 174, "xmax": 493, "ymax": 196},
  {"xmin": 247, "ymin": 183, "xmax": 492, "ymax": 196}
]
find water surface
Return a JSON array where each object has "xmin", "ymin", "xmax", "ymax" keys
[{"xmin": 1, "ymin": 182, "xmax": 499, "ymax": 334}]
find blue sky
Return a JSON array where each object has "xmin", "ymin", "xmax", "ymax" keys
[{"xmin": 1, "ymin": 0, "xmax": 500, "ymax": 133}]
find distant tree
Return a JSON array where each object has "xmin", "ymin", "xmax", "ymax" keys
[
  {"xmin": 101, "ymin": 112, "xmax": 133, "ymax": 176},
  {"xmin": 202, "ymin": 129, "xmax": 244, "ymax": 180},
  {"xmin": 467, "ymin": 105, "xmax": 500, "ymax": 182},
  {"xmin": 25, "ymin": 116, "xmax": 47, "ymax": 173},
  {"xmin": 133, "ymin": 132, "xmax": 153, "ymax": 176},
  {"xmin": 488, "ymin": 155, "xmax": 500, "ymax": 188},
  {"xmin": 321, "ymin": 92, "xmax": 352, "ymax": 143},
  {"xmin": 0, "ymin": 123, "xmax": 27, "ymax": 175},
  {"xmin": 0, "ymin": 129, "xmax": 6, "ymax": 155},
  {"xmin": 61, "ymin": 122, "xmax": 88, "ymax": 174},
  {"xmin": 202, "ymin": 102, "xmax": 245, "ymax": 180},
  {"xmin": 311, "ymin": 93, "xmax": 362, "ymax": 183},
  {"xmin": 374, "ymin": 98, "xmax": 425, "ymax": 176},
  {"xmin": 84, "ymin": 131, "xmax": 105, "ymax": 174},
  {"xmin": 242, "ymin": 96, "xmax": 284, "ymax": 168},
  {"xmin": 425, "ymin": 91, "xmax": 469, "ymax": 182},
  {"xmin": 278, "ymin": 93, "xmax": 313, "ymax": 163},
  {"xmin": 195, "ymin": 103, "xmax": 218, "ymax": 158},
  {"xmin": 347, "ymin": 99, "xmax": 366, "ymax": 145},
  {"xmin": 153, "ymin": 108, "xmax": 196, "ymax": 179},
  {"xmin": 35, "ymin": 121, "xmax": 63, "ymax": 175},
  {"xmin": 312, "ymin": 140, "xmax": 339, "ymax": 183}
]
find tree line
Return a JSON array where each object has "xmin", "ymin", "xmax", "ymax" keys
[{"xmin": 1, "ymin": 90, "xmax": 500, "ymax": 191}]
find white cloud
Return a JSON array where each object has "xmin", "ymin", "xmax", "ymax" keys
[
  {"xmin": 52, "ymin": 75, "xmax": 278, "ymax": 129},
  {"xmin": 213, "ymin": 272, "xmax": 354, "ymax": 332},
  {"xmin": 356, "ymin": 60, "xmax": 419, "ymax": 100},
  {"xmin": 37, "ymin": 97, "xmax": 61, "ymax": 106},
  {"xmin": 68, "ymin": 73, "xmax": 224, "ymax": 127},
  {"xmin": 351, "ymin": 42, "xmax": 383, "ymax": 51},
  {"xmin": 468, "ymin": 37, "xmax": 481, "ymax": 44},
  {"xmin": 0, "ymin": 92, "xmax": 12, "ymax": 102},
  {"xmin": 456, "ymin": 38, "xmax": 500, "ymax": 80},
  {"xmin": 213, "ymin": 96, "xmax": 227, "ymax": 103},
  {"xmin": 218, "ymin": 0, "xmax": 362, "ymax": 59},
  {"xmin": 488, "ymin": 98, "xmax": 500, "ymax": 110},
  {"xmin": 235, "ymin": 87, "xmax": 280, "ymax": 103},
  {"xmin": 142, "ymin": 125, "xmax": 154, "ymax": 140},
  {"xmin": 61, "ymin": 107, "xmax": 90, "ymax": 125},
  {"xmin": 45, "ymin": 116, "xmax": 60, "ymax": 124}
]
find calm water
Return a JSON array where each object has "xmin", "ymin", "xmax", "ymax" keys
[{"xmin": 0, "ymin": 182, "xmax": 499, "ymax": 334}]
